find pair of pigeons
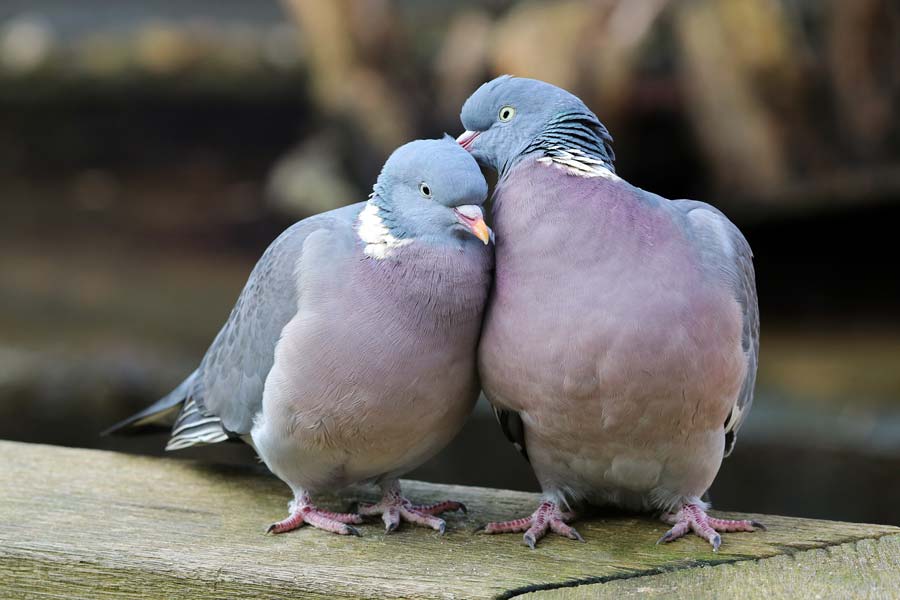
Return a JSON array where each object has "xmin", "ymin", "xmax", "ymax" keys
[{"xmin": 110, "ymin": 76, "xmax": 760, "ymax": 551}]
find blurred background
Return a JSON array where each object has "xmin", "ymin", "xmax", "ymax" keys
[{"xmin": 1, "ymin": 0, "xmax": 898, "ymax": 526}]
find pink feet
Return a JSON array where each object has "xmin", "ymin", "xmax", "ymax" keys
[
  {"xmin": 265, "ymin": 483, "xmax": 465, "ymax": 537},
  {"xmin": 358, "ymin": 482, "xmax": 466, "ymax": 534},
  {"xmin": 658, "ymin": 503, "xmax": 765, "ymax": 551},
  {"xmin": 476, "ymin": 501, "xmax": 584, "ymax": 549},
  {"xmin": 267, "ymin": 494, "xmax": 363, "ymax": 536}
]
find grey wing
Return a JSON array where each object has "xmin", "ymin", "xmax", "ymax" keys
[
  {"xmin": 723, "ymin": 222, "xmax": 759, "ymax": 456},
  {"xmin": 674, "ymin": 200, "xmax": 759, "ymax": 457},
  {"xmin": 167, "ymin": 203, "xmax": 364, "ymax": 448},
  {"xmin": 492, "ymin": 404, "xmax": 529, "ymax": 462}
]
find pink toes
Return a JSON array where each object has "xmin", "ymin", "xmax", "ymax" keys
[
  {"xmin": 266, "ymin": 511, "xmax": 306, "ymax": 534},
  {"xmin": 381, "ymin": 506, "xmax": 402, "ymax": 533},
  {"xmin": 478, "ymin": 501, "xmax": 583, "ymax": 549},
  {"xmin": 657, "ymin": 517, "xmax": 691, "ymax": 544},
  {"xmin": 658, "ymin": 504, "xmax": 765, "ymax": 551},
  {"xmin": 477, "ymin": 515, "xmax": 533, "ymax": 534},
  {"xmin": 411, "ymin": 500, "xmax": 467, "ymax": 516},
  {"xmin": 399, "ymin": 505, "xmax": 448, "ymax": 533},
  {"xmin": 302, "ymin": 509, "xmax": 363, "ymax": 536},
  {"xmin": 267, "ymin": 497, "xmax": 363, "ymax": 536},
  {"xmin": 708, "ymin": 516, "xmax": 766, "ymax": 532},
  {"xmin": 358, "ymin": 484, "xmax": 465, "ymax": 534},
  {"xmin": 549, "ymin": 517, "xmax": 585, "ymax": 542},
  {"xmin": 310, "ymin": 508, "xmax": 365, "ymax": 525}
]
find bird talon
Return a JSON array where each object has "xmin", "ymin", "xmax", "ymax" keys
[
  {"xmin": 658, "ymin": 504, "xmax": 761, "ymax": 551},
  {"xmin": 361, "ymin": 482, "xmax": 461, "ymax": 534},
  {"xmin": 479, "ymin": 501, "xmax": 578, "ymax": 548},
  {"xmin": 346, "ymin": 525, "xmax": 362, "ymax": 537}
]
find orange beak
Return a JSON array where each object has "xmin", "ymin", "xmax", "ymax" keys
[{"xmin": 454, "ymin": 205, "xmax": 492, "ymax": 244}]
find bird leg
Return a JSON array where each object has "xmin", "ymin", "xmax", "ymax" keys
[
  {"xmin": 357, "ymin": 480, "xmax": 466, "ymax": 534},
  {"xmin": 267, "ymin": 491, "xmax": 363, "ymax": 536},
  {"xmin": 476, "ymin": 500, "xmax": 583, "ymax": 549},
  {"xmin": 657, "ymin": 503, "xmax": 765, "ymax": 551}
]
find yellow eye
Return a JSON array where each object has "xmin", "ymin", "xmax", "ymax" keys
[
  {"xmin": 419, "ymin": 182, "xmax": 432, "ymax": 198},
  {"xmin": 498, "ymin": 105, "xmax": 516, "ymax": 122}
]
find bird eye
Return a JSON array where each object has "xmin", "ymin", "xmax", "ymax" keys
[
  {"xmin": 498, "ymin": 105, "xmax": 516, "ymax": 122},
  {"xmin": 419, "ymin": 182, "xmax": 432, "ymax": 198}
]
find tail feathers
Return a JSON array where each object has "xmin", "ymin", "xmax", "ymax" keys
[
  {"xmin": 101, "ymin": 373, "xmax": 197, "ymax": 436},
  {"xmin": 104, "ymin": 370, "xmax": 231, "ymax": 450},
  {"xmin": 164, "ymin": 397, "xmax": 229, "ymax": 451}
]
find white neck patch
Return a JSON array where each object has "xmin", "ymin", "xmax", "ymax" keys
[
  {"xmin": 537, "ymin": 146, "xmax": 621, "ymax": 181},
  {"xmin": 357, "ymin": 200, "xmax": 413, "ymax": 259}
]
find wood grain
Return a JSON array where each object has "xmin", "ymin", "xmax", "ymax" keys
[
  {"xmin": 1, "ymin": 440, "xmax": 897, "ymax": 599},
  {"xmin": 522, "ymin": 535, "xmax": 900, "ymax": 599}
]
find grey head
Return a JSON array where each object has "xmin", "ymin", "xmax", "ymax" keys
[
  {"xmin": 458, "ymin": 76, "xmax": 615, "ymax": 176},
  {"xmin": 367, "ymin": 136, "xmax": 491, "ymax": 248}
]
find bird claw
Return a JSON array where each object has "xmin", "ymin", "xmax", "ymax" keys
[
  {"xmin": 478, "ymin": 501, "xmax": 582, "ymax": 548},
  {"xmin": 360, "ymin": 483, "xmax": 462, "ymax": 534},
  {"xmin": 266, "ymin": 499, "xmax": 363, "ymax": 536},
  {"xmin": 751, "ymin": 520, "xmax": 767, "ymax": 531},
  {"xmin": 658, "ymin": 504, "xmax": 763, "ymax": 551},
  {"xmin": 346, "ymin": 525, "xmax": 363, "ymax": 537}
]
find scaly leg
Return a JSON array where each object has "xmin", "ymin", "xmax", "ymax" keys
[
  {"xmin": 267, "ymin": 491, "xmax": 363, "ymax": 536},
  {"xmin": 476, "ymin": 500, "xmax": 583, "ymax": 549},
  {"xmin": 658, "ymin": 503, "xmax": 765, "ymax": 551},
  {"xmin": 358, "ymin": 480, "xmax": 466, "ymax": 534}
]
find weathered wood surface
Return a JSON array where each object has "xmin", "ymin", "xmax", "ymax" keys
[
  {"xmin": 2, "ymin": 440, "xmax": 898, "ymax": 599},
  {"xmin": 522, "ymin": 534, "xmax": 900, "ymax": 599}
]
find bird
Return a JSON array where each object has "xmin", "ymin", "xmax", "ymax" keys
[
  {"xmin": 457, "ymin": 76, "xmax": 761, "ymax": 551},
  {"xmin": 105, "ymin": 137, "xmax": 494, "ymax": 536}
]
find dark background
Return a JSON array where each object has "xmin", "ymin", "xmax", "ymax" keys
[{"xmin": 1, "ymin": 0, "xmax": 898, "ymax": 526}]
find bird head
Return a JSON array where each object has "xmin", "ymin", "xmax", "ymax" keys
[
  {"xmin": 369, "ymin": 136, "xmax": 492, "ymax": 247},
  {"xmin": 457, "ymin": 76, "xmax": 613, "ymax": 175}
]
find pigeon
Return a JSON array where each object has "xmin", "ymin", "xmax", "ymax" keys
[
  {"xmin": 457, "ymin": 76, "xmax": 760, "ymax": 550},
  {"xmin": 105, "ymin": 137, "xmax": 494, "ymax": 536}
]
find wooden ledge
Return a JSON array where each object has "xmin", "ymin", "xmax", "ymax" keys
[{"xmin": 2, "ymin": 440, "xmax": 898, "ymax": 599}]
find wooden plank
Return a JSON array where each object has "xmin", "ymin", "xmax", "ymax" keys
[
  {"xmin": 521, "ymin": 535, "xmax": 900, "ymax": 599},
  {"xmin": 1, "ymin": 440, "xmax": 897, "ymax": 599}
]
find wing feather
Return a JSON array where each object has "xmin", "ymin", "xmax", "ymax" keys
[
  {"xmin": 492, "ymin": 404, "xmax": 529, "ymax": 462},
  {"xmin": 194, "ymin": 203, "xmax": 365, "ymax": 435},
  {"xmin": 675, "ymin": 200, "xmax": 759, "ymax": 457},
  {"xmin": 105, "ymin": 203, "xmax": 366, "ymax": 447}
]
